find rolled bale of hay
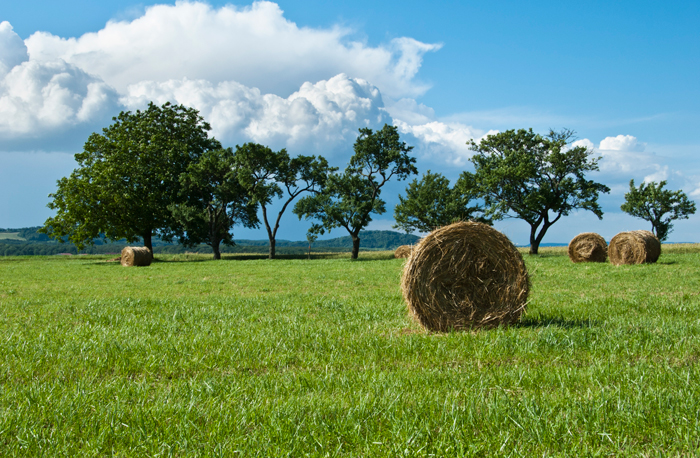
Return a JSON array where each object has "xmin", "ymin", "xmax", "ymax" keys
[
  {"xmin": 394, "ymin": 245, "xmax": 413, "ymax": 258},
  {"xmin": 401, "ymin": 221, "xmax": 529, "ymax": 332},
  {"xmin": 568, "ymin": 232, "xmax": 608, "ymax": 263},
  {"xmin": 608, "ymin": 230, "xmax": 661, "ymax": 265},
  {"xmin": 120, "ymin": 246, "xmax": 152, "ymax": 267}
]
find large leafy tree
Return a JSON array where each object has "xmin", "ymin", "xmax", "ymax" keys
[
  {"xmin": 170, "ymin": 148, "xmax": 259, "ymax": 259},
  {"xmin": 233, "ymin": 143, "xmax": 334, "ymax": 259},
  {"xmin": 41, "ymin": 102, "xmax": 221, "ymax": 255},
  {"xmin": 294, "ymin": 124, "xmax": 417, "ymax": 259},
  {"xmin": 621, "ymin": 179, "xmax": 696, "ymax": 241},
  {"xmin": 466, "ymin": 128, "xmax": 610, "ymax": 254},
  {"xmin": 393, "ymin": 170, "xmax": 490, "ymax": 233}
]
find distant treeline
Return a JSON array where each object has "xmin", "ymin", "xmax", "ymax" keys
[{"xmin": 0, "ymin": 227, "xmax": 420, "ymax": 256}]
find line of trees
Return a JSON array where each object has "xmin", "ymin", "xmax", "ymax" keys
[
  {"xmin": 41, "ymin": 103, "xmax": 415, "ymax": 260},
  {"xmin": 393, "ymin": 128, "xmax": 695, "ymax": 253},
  {"xmin": 41, "ymin": 103, "xmax": 696, "ymax": 259}
]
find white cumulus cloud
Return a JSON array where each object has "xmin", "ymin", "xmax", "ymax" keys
[
  {"xmin": 0, "ymin": 46, "xmax": 119, "ymax": 137},
  {"xmin": 123, "ymin": 73, "xmax": 391, "ymax": 154},
  {"xmin": 572, "ymin": 138, "xmax": 595, "ymax": 150},
  {"xmin": 579, "ymin": 135, "xmax": 691, "ymax": 198},
  {"xmin": 395, "ymin": 120, "xmax": 496, "ymax": 166},
  {"xmin": 0, "ymin": 1, "xmax": 448, "ymax": 154},
  {"xmin": 25, "ymin": 1, "xmax": 440, "ymax": 100},
  {"xmin": 594, "ymin": 135, "xmax": 653, "ymax": 175},
  {"xmin": 0, "ymin": 22, "xmax": 28, "ymax": 76},
  {"xmin": 599, "ymin": 134, "xmax": 646, "ymax": 152},
  {"xmin": 691, "ymin": 184, "xmax": 700, "ymax": 198}
]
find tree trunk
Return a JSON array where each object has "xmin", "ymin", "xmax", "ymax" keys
[
  {"xmin": 529, "ymin": 222, "xmax": 552, "ymax": 255},
  {"xmin": 143, "ymin": 232, "xmax": 154, "ymax": 259},
  {"xmin": 269, "ymin": 238, "xmax": 276, "ymax": 260},
  {"xmin": 212, "ymin": 241, "xmax": 221, "ymax": 260},
  {"xmin": 261, "ymin": 204, "xmax": 277, "ymax": 260},
  {"xmin": 351, "ymin": 235, "xmax": 360, "ymax": 259},
  {"xmin": 529, "ymin": 239, "xmax": 540, "ymax": 255}
]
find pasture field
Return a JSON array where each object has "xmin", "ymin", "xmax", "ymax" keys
[
  {"xmin": 0, "ymin": 233, "xmax": 23, "ymax": 241},
  {"xmin": 1, "ymin": 245, "xmax": 700, "ymax": 456}
]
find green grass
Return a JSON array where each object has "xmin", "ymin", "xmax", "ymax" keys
[{"xmin": 1, "ymin": 247, "xmax": 700, "ymax": 456}]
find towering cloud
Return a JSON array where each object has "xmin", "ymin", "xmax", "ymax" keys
[
  {"xmin": 0, "ymin": 22, "xmax": 28, "ymax": 75},
  {"xmin": 1, "ymin": 1, "xmax": 451, "ymax": 154},
  {"xmin": 123, "ymin": 73, "xmax": 391, "ymax": 154},
  {"xmin": 24, "ymin": 1, "xmax": 440, "ymax": 99},
  {"xmin": 0, "ymin": 22, "xmax": 119, "ymax": 140}
]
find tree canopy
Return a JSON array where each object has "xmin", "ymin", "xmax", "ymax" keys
[
  {"xmin": 620, "ymin": 179, "xmax": 696, "ymax": 241},
  {"xmin": 170, "ymin": 148, "xmax": 259, "ymax": 259},
  {"xmin": 466, "ymin": 128, "xmax": 610, "ymax": 254},
  {"xmin": 393, "ymin": 170, "xmax": 490, "ymax": 233},
  {"xmin": 233, "ymin": 143, "xmax": 334, "ymax": 259},
  {"xmin": 41, "ymin": 102, "xmax": 221, "ymax": 254},
  {"xmin": 294, "ymin": 124, "xmax": 417, "ymax": 259}
]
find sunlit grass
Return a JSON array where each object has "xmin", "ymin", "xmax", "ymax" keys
[{"xmin": 1, "ymin": 246, "xmax": 700, "ymax": 456}]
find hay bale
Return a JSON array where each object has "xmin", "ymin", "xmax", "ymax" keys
[
  {"xmin": 568, "ymin": 232, "xmax": 607, "ymax": 263},
  {"xmin": 608, "ymin": 230, "xmax": 660, "ymax": 265},
  {"xmin": 394, "ymin": 245, "xmax": 413, "ymax": 258},
  {"xmin": 401, "ymin": 221, "xmax": 529, "ymax": 332},
  {"xmin": 120, "ymin": 246, "xmax": 152, "ymax": 267}
]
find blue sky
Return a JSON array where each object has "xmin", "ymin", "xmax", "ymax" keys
[{"xmin": 1, "ymin": 0, "xmax": 698, "ymax": 244}]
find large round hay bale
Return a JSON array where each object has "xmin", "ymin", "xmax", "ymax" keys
[
  {"xmin": 608, "ymin": 230, "xmax": 660, "ymax": 265},
  {"xmin": 401, "ymin": 221, "xmax": 529, "ymax": 332},
  {"xmin": 394, "ymin": 245, "xmax": 413, "ymax": 258},
  {"xmin": 120, "ymin": 246, "xmax": 152, "ymax": 267},
  {"xmin": 568, "ymin": 232, "xmax": 607, "ymax": 263}
]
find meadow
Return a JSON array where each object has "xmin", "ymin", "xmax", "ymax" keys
[{"xmin": 1, "ymin": 245, "xmax": 699, "ymax": 456}]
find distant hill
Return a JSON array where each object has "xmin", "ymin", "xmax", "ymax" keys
[
  {"xmin": 235, "ymin": 230, "xmax": 420, "ymax": 249},
  {"xmin": 0, "ymin": 227, "xmax": 420, "ymax": 256}
]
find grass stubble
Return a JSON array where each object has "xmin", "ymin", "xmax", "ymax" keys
[{"xmin": 1, "ymin": 246, "xmax": 700, "ymax": 456}]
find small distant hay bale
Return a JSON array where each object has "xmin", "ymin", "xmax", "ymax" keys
[
  {"xmin": 608, "ymin": 230, "xmax": 661, "ymax": 265},
  {"xmin": 394, "ymin": 245, "xmax": 413, "ymax": 258},
  {"xmin": 568, "ymin": 232, "xmax": 607, "ymax": 263},
  {"xmin": 120, "ymin": 246, "xmax": 152, "ymax": 267},
  {"xmin": 401, "ymin": 221, "xmax": 529, "ymax": 332}
]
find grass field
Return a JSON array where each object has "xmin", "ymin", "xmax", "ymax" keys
[
  {"xmin": 0, "ymin": 232, "xmax": 23, "ymax": 241},
  {"xmin": 1, "ymin": 246, "xmax": 700, "ymax": 456}
]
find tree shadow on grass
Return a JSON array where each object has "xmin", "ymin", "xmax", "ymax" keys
[
  {"xmin": 85, "ymin": 251, "xmax": 396, "ymax": 264},
  {"xmin": 348, "ymin": 255, "xmax": 398, "ymax": 262},
  {"xmin": 516, "ymin": 316, "xmax": 601, "ymax": 329},
  {"xmin": 219, "ymin": 253, "xmax": 347, "ymax": 261}
]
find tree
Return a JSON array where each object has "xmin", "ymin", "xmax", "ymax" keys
[
  {"xmin": 306, "ymin": 232, "xmax": 318, "ymax": 260},
  {"xmin": 393, "ymin": 170, "xmax": 491, "ymax": 233},
  {"xmin": 466, "ymin": 128, "xmax": 610, "ymax": 254},
  {"xmin": 620, "ymin": 179, "xmax": 696, "ymax": 241},
  {"xmin": 170, "ymin": 148, "xmax": 259, "ymax": 259},
  {"xmin": 233, "ymin": 143, "xmax": 334, "ymax": 259},
  {"xmin": 294, "ymin": 124, "xmax": 417, "ymax": 259},
  {"xmin": 41, "ymin": 102, "xmax": 220, "ymax": 255}
]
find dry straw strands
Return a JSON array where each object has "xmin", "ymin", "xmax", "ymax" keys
[
  {"xmin": 568, "ymin": 232, "xmax": 608, "ymax": 263},
  {"xmin": 120, "ymin": 246, "xmax": 152, "ymax": 267},
  {"xmin": 608, "ymin": 230, "xmax": 661, "ymax": 265},
  {"xmin": 401, "ymin": 221, "xmax": 529, "ymax": 332},
  {"xmin": 394, "ymin": 245, "xmax": 413, "ymax": 258}
]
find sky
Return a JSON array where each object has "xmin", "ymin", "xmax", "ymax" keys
[{"xmin": 1, "ymin": 0, "xmax": 699, "ymax": 245}]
